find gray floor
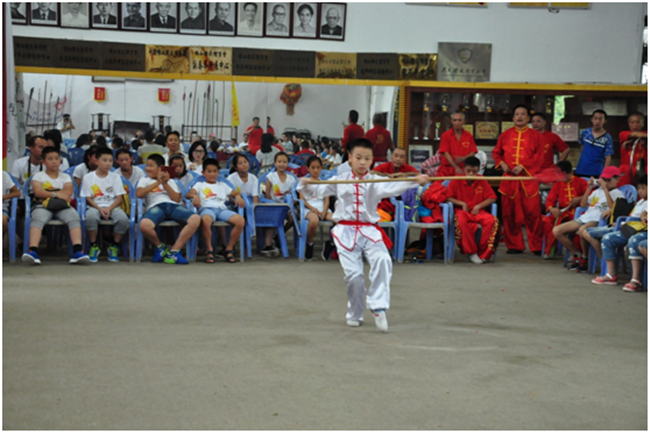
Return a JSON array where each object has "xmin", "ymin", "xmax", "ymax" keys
[{"xmin": 3, "ymin": 246, "xmax": 647, "ymax": 430}]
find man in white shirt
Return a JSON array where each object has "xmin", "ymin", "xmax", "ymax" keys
[
  {"xmin": 11, "ymin": 136, "xmax": 48, "ymax": 191},
  {"xmin": 57, "ymin": 114, "xmax": 75, "ymax": 140}
]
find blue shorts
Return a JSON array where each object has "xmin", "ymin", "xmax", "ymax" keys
[
  {"xmin": 143, "ymin": 202, "xmax": 195, "ymax": 226},
  {"xmin": 586, "ymin": 226, "xmax": 614, "ymax": 240},
  {"xmin": 199, "ymin": 207, "xmax": 237, "ymax": 223}
]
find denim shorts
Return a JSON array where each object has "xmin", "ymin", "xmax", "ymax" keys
[
  {"xmin": 585, "ymin": 226, "xmax": 615, "ymax": 240},
  {"xmin": 143, "ymin": 202, "xmax": 195, "ymax": 226},
  {"xmin": 199, "ymin": 207, "xmax": 237, "ymax": 223}
]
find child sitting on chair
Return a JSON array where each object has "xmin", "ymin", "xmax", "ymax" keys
[
  {"xmin": 136, "ymin": 154, "xmax": 200, "ymax": 264},
  {"xmin": 169, "ymin": 154, "xmax": 194, "ymax": 190},
  {"xmin": 227, "ymin": 154, "xmax": 259, "ymax": 204},
  {"xmin": 186, "ymin": 158, "xmax": 245, "ymax": 264},
  {"xmin": 445, "ymin": 156, "xmax": 498, "ymax": 264},
  {"xmin": 262, "ymin": 152, "xmax": 295, "ymax": 257},
  {"xmin": 296, "ymin": 156, "xmax": 334, "ymax": 261},
  {"xmin": 81, "ymin": 147, "xmax": 129, "ymax": 263},
  {"xmin": 22, "ymin": 147, "xmax": 90, "ymax": 265},
  {"xmin": 115, "ymin": 148, "xmax": 145, "ymax": 188}
]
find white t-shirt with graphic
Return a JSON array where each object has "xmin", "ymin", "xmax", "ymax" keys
[
  {"xmin": 266, "ymin": 171, "xmax": 296, "ymax": 203},
  {"xmin": 80, "ymin": 171, "xmax": 126, "ymax": 208},
  {"xmin": 121, "ymin": 166, "xmax": 145, "ymax": 189},
  {"xmin": 581, "ymin": 187, "xmax": 625, "ymax": 223},
  {"xmin": 227, "ymin": 172, "xmax": 259, "ymax": 198},
  {"xmin": 32, "ymin": 171, "xmax": 73, "ymax": 193},
  {"xmin": 136, "ymin": 176, "xmax": 180, "ymax": 210},
  {"xmin": 192, "ymin": 181, "xmax": 233, "ymax": 210},
  {"xmin": 630, "ymin": 198, "xmax": 648, "ymax": 218},
  {"xmin": 73, "ymin": 163, "xmax": 94, "ymax": 181}
]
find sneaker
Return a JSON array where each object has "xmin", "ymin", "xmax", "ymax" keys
[
  {"xmin": 306, "ymin": 243, "xmax": 314, "ymax": 261},
  {"xmin": 577, "ymin": 258, "xmax": 588, "ymax": 272},
  {"xmin": 69, "ymin": 252, "xmax": 90, "ymax": 264},
  {"xmin": 542, "ymin": 254, "xmax": 551, "ymax": 260},
  {"xmin": 22, "ymin": 251, "xmax": 41, "ymax": 265},
  {"xmin": 507, "ymin": 249, "xmax": 524, "ymax": 254},
  {"xmin": 532, "ymin": 251, "xmax": 542, "ymax": 256},
  {"xmin": 273, "ymin": 234, "xmax": 281, "ymax": 248},
  {"xmin": 164, "ymin": 250, "xmax": 189, "ymax": 264},
  {"xmin": 152, "ymin": 244, "xmax": 167, "ymax": 263},
  {"xmin": 270, "ymin": 246, "xmax": 280, "ymax": 257},
  {"xmin": 469, "ymin": 254, "xmax": 483, "ymax": 264},
  {"xmin": 321, "ymin": 240, "xmax": 335, "ymax": 261},
  {"xmin": 568, "ymin": 256, "xmax": 581, "ymax": 271},
  {"xmin": 591, "ymin": 274, "xmax": 619, "ymax": 285},
  {"xmin": 88, "ymin": 244, "xmax": 100, "ymax": 263},
  {"xmin": 108, "ymin": 245, "xmax": 119, "ymax": 263},
  {"xmin": 623, "ymin": 279, "xmax": 644, "ymax": 292},
  {"xmin": 372, "ymin": 309, "xmax": 388, "ymax": 332},
  {"xmin": 346, "ymin": 319, "xmax": 361, "ymax": 327},
  {"xmin": 261, "ymin": 245, "xmax": 275, "ymax": 257}
]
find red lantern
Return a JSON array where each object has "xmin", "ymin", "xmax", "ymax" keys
[{"xmin": 280, "ymin": 84, "xmax": 302, "ymax": 115}]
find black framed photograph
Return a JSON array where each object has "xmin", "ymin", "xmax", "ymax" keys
[
  {"xmin": 265, "ymin": 3, "xmax": 290, "ymax": 38},
  {"xmin": 208, "ymin": 2, "xmax": 235, "ymax": 36},
  {"xmin": 121, "ymin": 2, "xmax": 147, "ymax": 31},
  {"xmin": 61, "ymin": 2, "xmax": 90, "ymax": 28},
  {"xmin": 9, "ymin": 3, "xmax": 28, "ymax": 25},
  {"xmin": 29, "ymin": 2, "xmax": 58, "ymax": 26},
  {"xmin": 91, "ymin": 2, "xmax": 119, "ymax": 29},
  {"xmin": 150, "ymin": 2, "xmax": 177, "ymax": 33},
  {"xmin": 292, "ymin": 3, "xmax": 318, "ymax": 39},
  {"xmin": 179, "ymin": 2, "xmax": 206, "ymax": 35},
  {"xmin": 319, "ymin": 3, "xmax": 345, "ymax": 41},
  {"xmin": 236, "ymin": 2, "xmax": 263, "ymax": 37}
]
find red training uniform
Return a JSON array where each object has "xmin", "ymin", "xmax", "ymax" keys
[
  {"xmin": 492, "ymin": 126, "xmax": 544, "ymax": 252},
  {"xmin": 341, "ymin": 123, "xmax": 365, "ymax": 152},
  {"xmin": 245, "ymin": 125, "xmax": 263, "ymax": 154},
  {"xmin": 373, "ymin": 162, "xmax": 419, "ymax": 219},
  {"xmin": 618, "ymin": 130, "xmax": 647, "ymax": 186},
  {"xmin": 437, "ymin": 128, "xmax": 478, "ymax": 178},
  {"xmin": 538, "ymin": 130, "xmax": 569, "ymax": 171},
  {"xmin": 447, "ymin": 178, "xmax": 499, "ymax": 261},
  {"xmin": 366, "ymin": 124, "xmax": 394, "ymax": 164},
  {"xmin": 542, "ymin": 175, "xmax": 588, "ymax": 255}
]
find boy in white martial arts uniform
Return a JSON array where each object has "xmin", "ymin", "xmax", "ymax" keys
[{"xmin": 302, "ymin": 139, "xmax": 428, "ymax": 332}]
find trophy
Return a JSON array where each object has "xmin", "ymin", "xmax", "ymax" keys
[
  {"xmin": 412, "ymin": 121, "xmax": 420, "ymax": 140},
  {"xmin": 423, "ymin": 93, "xmax": 432, "ymax": 140},
  {"xmin": 434, "ymin": 122, "xmax": 441, "ymax": 140},
  {"xmin": 530, "ymin": 95, "xmax": 537, "ymax": 114},
  {"xmin": 502, "ymin": 95, "xmax": 511, "ymax": 114},
  {"xmin": 440, "ymin": 93, "xmax": 450, "ymax": 112},
  {"xmin": 486, "ymin": 96, "xmax": 494, "ymax": 113},
  {"xmin": 462, "ymin": 93, "xmax": 471, "ymax": 112},
  {"xmin": 545, "ymin": 96, "xmax": 554, "ymax": 114}
]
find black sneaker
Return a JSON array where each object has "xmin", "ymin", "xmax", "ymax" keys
[
  {"xmin": 261, "ymin": 245, "xmax": 275, "ymax": 257},
  {"xmin": 568, "ymin": 256, "xmax": 580, "ymax": 271},
  {"xmin": 306, "ymin": 243, "xmax": 314, "ymax": 261},
  {"xmin": 577, "ymin": 258, "xmax": 588, "ymax": 272},
  {"xmin": 273, "ymin": 234, "xmax": 281, "ymax": 248},
  {"xmin": 507, "ymin": 249, "xmax": 524, "ymax": 254},
  {"xmin": 321, "ymin": 240, "xmax": 335, "ymax": 261}
]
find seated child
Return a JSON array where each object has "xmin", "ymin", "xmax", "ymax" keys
[
  {"xmin": 22, "ymin": 147, "xmax": 90, "ymax": 265},
  {"xmin": 542, "ymin": 161, "xmax": 588, "ymax": 259},
  {"xmin": 262, "ymin": 152, "xmax": 295, "ymax": 257},
  {"xmin": 295, "ymin": 156, "xmax": 334, "ymax": 261},
  {"xmin": 552, "ymin": 166, "xmax": 624, "ymax": 272},
  {"xmin": 185, "ymin": 158, "xmax": 245, "ymax": 264},
  {"xmin": 73, "ymin": 145, "xmax": 99, "ymax": 187},
  {"xmin": 115, "ymin": 148, "xmax": 145, "ymax": 188},
  {"xmin": 80, "ymin": 147, "xmax": 129, "ymax": 263},
  {"xmin": 136, "ymin": 154, "xmax": 200, "ymax": 264},
  {"xmin": 3, "ymin": 171, "xmax": 20, "ymax": 236},
  {"xmin": 169, "ymin": 154, "xmax": 194, "ymax": 190},
  {"xmin": 445, "ymin": 156, "xmax": 498, "ymax": 264},
  {"xmin": 227, "ymin": 154, "xmax": 260, "ymax": 204}
]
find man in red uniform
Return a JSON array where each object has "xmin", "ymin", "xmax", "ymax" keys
[
  {"xmin": 341, "ymin": 110, "xmax": 365, "ymax": 153},
  {"xmin": 366, "ymin": 113, "xmax": 394, "ymax": 164},
  {"xmin": 541, "ymin": 161, "xmax": 588, "ymax": 258},
  {"xmin": 531, "ymin": 112, "xmax": 570, "ymax": 171},
  {"xmin": 492, "ymin": 104, "xmax": 544, "ymax": 254},
  {"xmin": 618, "ymin": 111, "xmax": 647, "ymax": 186},
  {"xmin": 446, "ymin": 156, "xmax": 498, "ymax": 264},
  {"xmin": 245, "ymin": 117, "xmax": 263, "ymax": 154},
  {"xmin": 371, "ymin": 147, "xmax": 419, "ymax": 221},
  {"xmin": 437, "ymin": 111, "xmax": 478, "ymax": 177}
]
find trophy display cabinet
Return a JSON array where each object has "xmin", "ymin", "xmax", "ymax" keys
[{"xmin": 401, "ymin": 84, "xmax": 647, "ymax": 169}]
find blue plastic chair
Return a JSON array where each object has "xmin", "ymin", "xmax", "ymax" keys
[
  {"xmin": 290, "ymin": 176, "xmax": 335, "ymax": 262},
  {"xmin": 225, "ymin": 153, "xmax": 260, "ymax": 176},
  {"xmin": 7, "ymin": 173, "xmax": 20, "ymax": 263},
  {"xmin": 135, "ymin": 179, "xmax": 198, "ymax": 262},
  {"xmin": 184, "ymin": 175, "xmax": 246, "ymax": 263},
  {"xmin": 68, "ymin": 148, "xmax": 85, "ymax": 166},
  {"xmin": 79, "ymin": 176, "xmax": 136, "ymax": 262}
]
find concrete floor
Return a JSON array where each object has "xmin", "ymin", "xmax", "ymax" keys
[{"xmin": 3, "ymin": 246, "xmax": 647, "ymax": 430}]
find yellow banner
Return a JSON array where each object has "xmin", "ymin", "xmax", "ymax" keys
[{"xmin": 231, "ymin": 82, "xmax": 240, "ymax": 127}]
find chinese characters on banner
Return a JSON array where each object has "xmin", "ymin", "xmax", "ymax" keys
[
  {"xmin": 145, "ymin": 45, "xmax": 190, "ymax": 73},
  {"xmin": 158, "ymin": 88, "xmax": 170, "ymax": 103},
  {"xmin": 189, "ymin": 47, "xmax": 232, "ymax": 75},
  {"xmin": 94, "ymin": 87, "xmax": 106, "ymax": 102}
]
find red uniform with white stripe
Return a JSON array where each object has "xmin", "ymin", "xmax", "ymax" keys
[
  {"xmin": 447, "ymin": 178, "xmax": 499, "ymax": 261},
  {"xmin": 492, "ymin": 126, "xmax": 544, "ymax": 252},
  {"xmin": 542, "ymin": 176, "xmax": 588, "ymax": 255},
  {"xmin": 437, "ymin": 129, "xmax": 478, "ymax": 177}
]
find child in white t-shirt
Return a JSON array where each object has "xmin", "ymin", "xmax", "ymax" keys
[
  {"xmin": 22, "ymin": 147, "xmax": 90, "ymax": 265},
  {"xmin": 136, "ymin": 154, "xmax": 200, "ymax": 264},
  {"xmin": 262, "ymin": 152, "xmax": 296, "ymax": 257},
  {"xmin": 227, "ymin": 154, "xmax": 259, "ymax": 204},
  {"xmin": 80, "ymin": 147, "xmax": 129, "ymax": 263},
  {"xmin": 73, "ymin": 145, "xmax": 100, "ymax": 187},
  {"xmin": 185, "ymin": 158, "xmax": 245, "ymax": 263},
  {"xmin": 169, "ymin": 154, "xmax": 194, "ymax": 190},
  {"xmin": 3, "ymin": 171, "xmax": 20, "ymax": 236},
  {"xmin": 115, "ymin": 148, "xmax": 144, "ymax": 189},
  {"xmin": 553, "ymin": 166, "xmax": 624, "ymax": 272}
]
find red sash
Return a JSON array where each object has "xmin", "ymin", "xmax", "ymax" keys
[{"xmin": 338, "ymin": 220, "xmax": 393, "ymax": 249}]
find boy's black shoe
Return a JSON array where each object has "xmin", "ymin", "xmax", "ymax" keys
[
  {"xmin": 273, "ymin": 234, "xmax": 281, "ymax": 248},
  {"xmin": 507, "ymin": 249, "xmax": 524, "ymax": 254},
  {"xmin": 306, "ymin": 243, "xmax": 314, "ymax": 261},
  {"xmin": 321, "ymin": 240, "xmax": 335, "ymax": 261},
  {"xmin": 568, "ymin": 256, "xmax": 581, "ymax": 271},
  {"xmin": 576, "ymin": 258, "xmax": 588, "ymax": 272}
]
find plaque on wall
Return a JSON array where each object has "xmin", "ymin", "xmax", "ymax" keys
[
  {"xmin": 356, "ymin": 53, "xmax": 399, "ymax": 80},
  {"xmin": 102, "ymin": 43, "xmax": 145, "ymax": 72},
  {"xmin": 232, "ymin": 48, "xmax": 274, "ymax": 76},
  {"xmin": 552, "ymin": 122, "xmax": 580, "ymax": 142},
  {"xmin": 437, "ymin": 42, "xmax": 491, "ymax": 82},
  {"xmin": 475, "ymin": 122, "xmax": 499, "ymax": 139},
  {"xmin": 315, "ymin": 52, "xmax": 356, "ymax": 79},
  {"xmin": 398, "ymin": 54, "xmax": 437, "ymax": 80},
  {"xmin": 501, "ymin": 121, "xmax": 514, "ymax": 132},
  {"xmin": 54, "ymin": 40, "xmax": 102, "ymax": 70},
  {"xmin": 273, "ymin": 50, "xmax": 316, "ymax": 77},
  {"xmin": 145, "ymin": 45, "xmax": 190, "ymax": 73},
  {"xmin": 14, "ymin": 37, "xmax": 56, "ymax": 67},
  {"xmin": 189, "ymin": 47, "xmax": 233, "ymax": 75},
  {"xmin": 462, "ymin": 124, "xmax": 474, "ymax": 136}
]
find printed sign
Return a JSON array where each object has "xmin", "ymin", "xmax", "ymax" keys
[
  {"xmin": 315, "ymin": 52, "xmax": 356, "ymax": 79},
  {"xmin": 55, "ymin": 40, "xmax": 102, "ymax": 70},
  {"xmin": 273, "ymin": 50, "xmax": 315, "ymax": 78},
  {"xmin": 102, "ymin": 43, "xmax": 145, "ymax": 72},
  {"xmin": 232, "ymin": 48, "xmax": 274, "ymax": 76},
  {"xmin": 357, "ymin": 53, "xmax": 399, "ymax": 80},
  {"xmin": 437, "ymin": 42, "xmax": 491, "ymax": 82},
  {"xmin": 94, "ymin": 87, "xmax": 106, "ymax": 102},
  {"xmin": 158, "ymin": 88, "xmax": 170, "ymax": 103},
  {"xmin": 145, "ymin": 45, "xmax": 190, "ymax": 73},
  {"xmin": 475, "ymin": 121, "xmax": 499, "ymax": 139},
  {"xmin": 189, "ymin": 47, "xmax": 233, "ymax": 75},
  {"xmin": 14, "ymin": 37, "xmax": 56, "ymax": 67}
]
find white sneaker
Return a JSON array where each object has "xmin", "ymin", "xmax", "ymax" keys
[
  {"xmin": 469, "ymin": 254, "xmax": 483, "ymax": 264},
  {"xmin": 372, "ymin": 310, "xmax": 388, "ymax": 332},
  {"xmin": 346, "ymin": 319, "xmax": 361, "ymax": 327}
]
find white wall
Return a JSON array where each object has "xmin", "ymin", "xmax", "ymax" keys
[{"xmin": 11, "ymin": 3, "xmax": 646, "ymax": 84}]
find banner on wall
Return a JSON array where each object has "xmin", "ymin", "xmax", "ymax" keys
[
  {"xmin": 189, "ymin": 47, "xmax": 232, "ymax": 75},
  {"xmin": 145, "ymin": 45, "xmax": 190, "ymax": 73},
  {"xmin": 94, "ymin": 87, "xmax": 106, "ymax": 102},
  {"xmin": 158, "ymin": 88, "xmax": 170, "ymax": 103},
  {"xmin": 437, "ymin": 42, "xmax": 491, "ymax": 82}
]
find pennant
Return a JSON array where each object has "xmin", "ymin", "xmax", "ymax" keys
[{"xmin": 231, "ymin": 81, "xmax": 240, "ymax": 127}]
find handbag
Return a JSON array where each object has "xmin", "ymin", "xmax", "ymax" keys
[
  {"xmin": 619, "ymin": 220, "xmax": 647, "ymax": 239},
  {"xmin": 42, "ymin": 197, "xmax": 70, "ymax": 212}
]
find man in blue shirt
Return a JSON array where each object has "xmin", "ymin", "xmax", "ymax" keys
[{"xmin": 575, "ymin": 109, "xmax": 614, "ymax": 177}]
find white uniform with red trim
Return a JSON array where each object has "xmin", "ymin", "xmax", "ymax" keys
[{"xmin": 312, "ymin": 171, "xmax": 418, "ymax": 322}]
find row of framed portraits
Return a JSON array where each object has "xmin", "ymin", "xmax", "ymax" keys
[{"xmin": 11, "ymin": 3, "xmax": 347, "ymax": 41}]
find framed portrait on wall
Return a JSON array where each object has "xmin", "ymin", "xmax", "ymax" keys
[
  {"xmin": 121, "ymin": 2, "xmax": 148, "ymax": 31},
  {"xmin": 208, "ymin": 2, "xmax": 236, "ymax": 36},
  {"xmin": 292, "ymin": 3, "xmax": 318, "ymax": 39},
  {"xmin": 29, "ymin": 2, "xmax": 58, "ymax": 26},
  {"xmin": 319, "ymin": 3, "xmax": 345, "ymax": 41},
  {"xmin": 149, "ymin": 2, "xmax": 178, "ymax": 33},
  {"xmin": 91, "ymin": 2, "xmax": 119, "ymax": 29},
  {"xmin": 265, "ymin": 3, "xmax": 290, "ymax": 38},
  {"xmin": 179, "ymin": 2, "xmax": 206, "ymax": 34},
  {"xmin": 236, "ymin": 2, "xmax": 263, "ymax": 37},
  {"xmin": 10, "ymin": 3, "xmax": 28, "ymax": 25},
  {"xmin": 61, "ymin": 3, "xmax": 90, "ymax": 28}
]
